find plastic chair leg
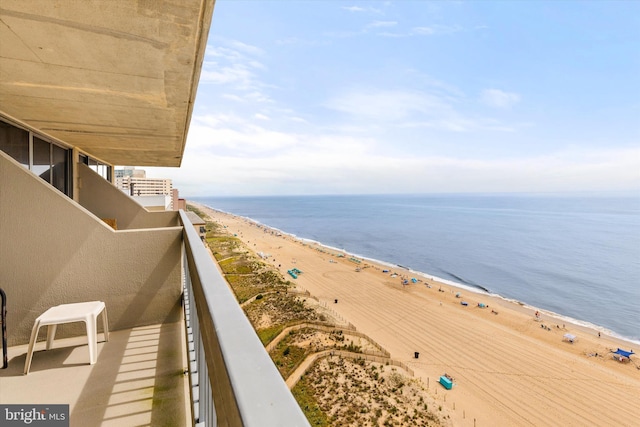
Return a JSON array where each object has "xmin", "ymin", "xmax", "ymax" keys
[
  {"xmin": 46, "ymin": 324, "xmax": 58, "ymax": 350},
  {"xmin": 24, "ymin": 320, "xmax": 41, "ymax": 375},
  {"xmin": 86, "ymin": 316, "xmax": 98, "ymax": 365},
  {"xmin": 102, "ymin": 307, "xmax": 110, "ymax": 342}
]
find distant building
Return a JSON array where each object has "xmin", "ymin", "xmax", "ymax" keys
[
  {"xmin": 115, "ymin": 167, "xmax": 172, "ymax": 196},
  {"xmin": 114, "ymin": 166, "xmax": 144, "ymax": 179},
  {"xmin": 115, "ymin": 167, "xmax": 173, "ymax": 210},
  {"xmin": 172, "ymin": 189, "xmax": 187, "ymax": 211}
]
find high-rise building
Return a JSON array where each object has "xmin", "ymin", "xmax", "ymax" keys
[
  {"xmin": 114, "ymin": 167, "xmax": 173, "ymax": 210},
  {"xmin": 117, "ymin": 173, "xmax": 173, "ymax": 197},
  {"xmin": 114, "ymin": 166, "xmax": 142, "ymax": 179}
]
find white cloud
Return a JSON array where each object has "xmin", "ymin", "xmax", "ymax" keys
[
  {"xmin": 227, "ymin": 40, "xmax": 265, "ymax": 56},
  {"xmin": 342, "ymin": 6, "xmax": 383, "ymax": 14},
  {"xmin": 413, "ymin": 25, "xmax": 463, "ymax": 35},
  {"xmin": 368, "ymin": 21, "xmax": 397, "ymax": 28},
  {"xmin": 200, "ymin": 64, "xmax": 253, "ymax": 86},
  {"xmin": 412, "ymin": 27, "xmax": 436, "ymax": 35},
  {"xmin": 255, "ymin": 113, "xmax": 270, "ymax": 120},
  {"xmin": 481, "ymin": 89, "xmax": 521, "ymax": 108},
  {"xmin": 323, "ymin": 88, "xmax": 516, "ymax": 132},
  {"xmin": 275, "ymin": 37, "xmax": 330, "ymax": 47},
  {"xmin": 375, "ymin": 32, "xmax": 405, "ymax": 38},
  {"xmin": 245, "ymin": 91, "xmax": 273, "ymax": 103},
  {"xmin": 325, "ymin": 89, "xmax": 451, "ymax": 122},
  {"xmin": 221, "ymin": 94, "xmax": 245, "ymax": 102},
  {"xmin": 189, "ymin": 114, "xmax": 298, "ymax": 152},
  {"xmin": 162, "ymin": 129, "xmax": 640, "ymax": 196},
  {"xmin": 288, "ymin": 116, "xmax": 309, "ymax": 124},
  {"xmin": 199, "ymin": 42, "xmax": 271, "ymax": 103},
  {"xmin": 156, "ymin": 110, "xmax": 640, "ymax": 196},
  {"xmin": 377, "ymin": 24, "xmax": 475, "ymax": 38}
]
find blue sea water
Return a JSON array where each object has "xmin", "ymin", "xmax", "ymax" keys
[{"xmin": 194, "ymin": 193, "xmax": 640, "ymax": 343}]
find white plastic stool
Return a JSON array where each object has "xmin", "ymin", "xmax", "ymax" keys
[{"xmin": 24, "ymin": 301, "xmax": 109, "ymax": 375}]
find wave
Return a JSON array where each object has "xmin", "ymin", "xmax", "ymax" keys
[{"xmin": 442, "ymin": 271, "xmax": 491, "ymax": 293}]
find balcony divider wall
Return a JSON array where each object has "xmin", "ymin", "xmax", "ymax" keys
[{"xmin": 78, "ymin": 163, "xmax": 179, "ymax": 230}]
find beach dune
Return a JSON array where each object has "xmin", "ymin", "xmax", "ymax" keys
[{"xmin": 195, "ymin": 203, "xmax": 640, "ymax": 426}]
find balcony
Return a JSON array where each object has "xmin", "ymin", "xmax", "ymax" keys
[
  {"xmin": 0, "ymin": 152, "xmax": 309, "ymax": 426},
  {"xmin": 0, "ymin": 323, "xmax": 189, "ymax": 426}
]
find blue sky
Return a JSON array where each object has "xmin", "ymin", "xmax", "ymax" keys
[{"xmin": 146, "ymin": 0, "xmax": 639, "ymax": 197}]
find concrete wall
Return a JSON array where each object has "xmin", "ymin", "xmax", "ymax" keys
[
  {"xmin": 78, "ymin": 163, "xmax": 178, "ymax": 230},
  {"xmin": 131, "ymin": 194, "xmax": 172, "ymax": 211},
  {"xmin": 0, "ymin": 151, "xmax": 183, "ymax": 346}
]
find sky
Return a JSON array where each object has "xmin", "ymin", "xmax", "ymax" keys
[{"xmin": 144, "ymin": 0, "xmax": 640, "ymax": 197}]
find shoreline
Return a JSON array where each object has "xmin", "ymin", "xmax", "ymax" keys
[
  {"xmin": 193, "ymin": 201, "xmax": 640, "ymax": 426},
  {"xmin": 206, "ymin": 204, "xmax": 637, "ymax": 346}
]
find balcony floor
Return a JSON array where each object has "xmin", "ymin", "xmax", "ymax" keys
[{"xmin": 0, "ymin": 321, "xmax": 190, "ymax": 427}]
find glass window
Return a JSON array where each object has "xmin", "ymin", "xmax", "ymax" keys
[
  {"xmin": 1, "ymin": 119, "xmax": 72, "ymax": 197},
  {"xmin": 0, "ymin": 121, "xmax": 29, "ymax": 168},
  {"xmin": 52, "ymin": 144, "xmax": 69, "ymax": 194},
  {"xmin": 89, "ymin": 158, "xmax": 98, "ymax": 173},
  {"xmin": 81, "ymin": 155, "xmax": 111, "ymax": 181},
  {"xmin": 32, "ymin": 137, "xmax": 52, "ymax": 183}
]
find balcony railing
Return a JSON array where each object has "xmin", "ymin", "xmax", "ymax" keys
[{"xmin": 179, "ymin": 210, "xmax": 310, "ymax": 427}]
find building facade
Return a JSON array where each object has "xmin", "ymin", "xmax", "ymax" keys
[{"xmin": 115, "ymin": 167, "xmax": 173, "ymax": 197}]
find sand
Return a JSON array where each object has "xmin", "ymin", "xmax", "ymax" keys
[{"xmin": 193, "ymin": 203, "xmax": 640, "ymax": 426}]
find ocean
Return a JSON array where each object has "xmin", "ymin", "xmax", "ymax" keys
[{"xmin": 194, "ymin": 193, "xmax": 640, "ymax": 343}]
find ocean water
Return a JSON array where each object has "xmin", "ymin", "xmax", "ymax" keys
[{"xmin": 194, "ymin": 193, "xmax": 640, "ymax": 343}]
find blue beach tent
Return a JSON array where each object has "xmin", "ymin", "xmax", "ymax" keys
[{"xmin": 612, "ymin": 348, "xmax": 634, "ymax": 358}]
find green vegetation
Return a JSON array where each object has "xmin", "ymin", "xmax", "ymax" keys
[
  {"xmin": 218, "ymin": 258, "xmax": 254, "ymax": 274},
  {"xmin": 244, "ymin": 293, "xmax": 320, "ymax": 334},
  {"xmin": 297, "ymin": 357, "xmax": 441, "ymax": 427},
  {"xmin": 271, "ymin": 344, "xmax": 307, "ymax": 379},
  {"xmin": 257, "ymin": 324, "xmax": 285, "ymax": 346},
  {"xmin": 203, "ymin": 221, "xmax": 290, "ymax": 302},
  {"xmin": 292, "ymin": 377, "xmax": 330, "ymax": 427},
  {"xmin": 208, "ymin": 237, "xmax": 243, "ymax": 260},
  {"xmin": 186, "ymin": 204, "xmax": 206, "ymax": 218}
]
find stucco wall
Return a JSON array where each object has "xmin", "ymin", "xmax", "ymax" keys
[
  {"xmin": 78, "ymin": 163, "xmax": 178, "ymax": 230},
  {"xmin": 0, "ymin": 152, "xmax": 183, "ymax": 346}
]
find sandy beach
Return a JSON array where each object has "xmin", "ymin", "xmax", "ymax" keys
[{"xmin": 194, "ymin": 202, "xmax": 639, "ymax": 426}]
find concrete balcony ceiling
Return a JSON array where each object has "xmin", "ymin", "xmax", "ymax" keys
[{"xmin": 0, "ymin": 0, "xmax": 214, "ymax": 166}]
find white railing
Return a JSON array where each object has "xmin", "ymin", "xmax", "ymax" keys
[{"xmin": 180, "ymin": 210, "xmax": 310, "ymax": 427}]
